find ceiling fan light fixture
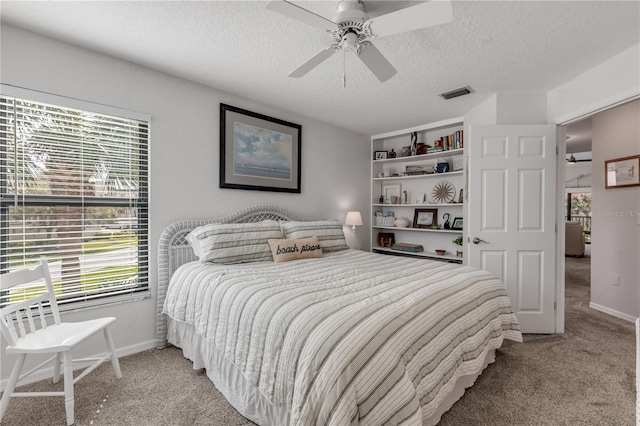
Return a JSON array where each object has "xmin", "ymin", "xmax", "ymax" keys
[{"xmin": 439, "ymin": 86, "xmax": 474, "ymax": 100}]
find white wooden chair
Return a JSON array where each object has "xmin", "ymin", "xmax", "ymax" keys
[{"xmin": 0, "ymin": 258, "xmax": 122, "ymax": 425}]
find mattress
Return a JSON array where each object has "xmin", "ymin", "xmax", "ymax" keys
[{"xmin": 163, "ymin": 249, "xmax": 522, "ymax": 425}]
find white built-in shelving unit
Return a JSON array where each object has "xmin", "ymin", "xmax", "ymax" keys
[{"xmin": 370, "ymin": 117, "xmax": 466, "ymax": 263}]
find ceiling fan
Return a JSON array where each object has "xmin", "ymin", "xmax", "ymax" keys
[
  {"xmin": 566, "ymin": 154, "xmax": 592, "ymax": 164},
  {"xmin": 266, "ymin": 0, "xmax": 453, "ymax": 85}
]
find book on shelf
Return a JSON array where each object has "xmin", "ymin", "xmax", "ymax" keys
[
  {"xmin": 390, "ymin": 243, "xmax": 424, "ymax": 253},
  {"xmin": 432, "ymin": 131, "xmax": 464, "ymax": 151}
]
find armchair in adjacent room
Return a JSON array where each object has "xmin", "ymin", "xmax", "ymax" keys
[{"xmin": 565, "ymin": 221, "xmax": 586, "ymax": 257}]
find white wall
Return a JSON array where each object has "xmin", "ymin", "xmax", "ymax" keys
[
  {"xmin": 496, "ymin": 92, "xmax": 548, "ymax": 125},
  {"xmin": 0, "ymin": 24, "xmax": 370, "ymax": 385},
  {"xmin": 590, "ymin": 100, "xmax": 640, "ymax": 321},
  {"xmin": 547, "ymin": 44, "xmax": 640, "ymax": 124},
  {"xmin": 565, "ymin": 162, "xmax": 592, "ymax": 190}
]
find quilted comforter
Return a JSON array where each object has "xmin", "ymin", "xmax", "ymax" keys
[{"xmin": 163, "ymin": 249, "xmax": 522, "ymax": 425}]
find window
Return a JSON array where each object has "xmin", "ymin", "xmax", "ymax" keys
[
  {"xmin": 565, "ymin": 192, "xmax": 592, "ymax": 243},
  {"xmin": 1, "ymin": 90, "xmax": 149, "ymax": 309}
]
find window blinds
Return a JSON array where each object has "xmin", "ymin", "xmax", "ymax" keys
[{"xmin": 0, "ymin": 95, "xmax": 149, "ymax": 309}]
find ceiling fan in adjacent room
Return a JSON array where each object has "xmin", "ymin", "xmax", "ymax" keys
[
  {"xmin": 266, "ymin": 0, "xmax": 453, "ymax": 85},
  {"xmin": 566, "ymin": 154, "xmax": 592, "ymax": 164}
]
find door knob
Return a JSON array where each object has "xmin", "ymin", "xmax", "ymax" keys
[{"xmin": 472, "ymin": 237, "xmax": 489, "ymax": 244}]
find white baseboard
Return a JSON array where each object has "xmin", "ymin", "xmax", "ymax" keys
[
  {"xmin": 589, "ymin": 302, "xmax": 637, "ymax": 323},
  {"xmin": 0, "ymin": 339, "xmax": 156, "ymax": 391}
]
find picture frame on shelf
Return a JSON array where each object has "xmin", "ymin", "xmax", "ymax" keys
[
  {"xmin": 604, "ymin": 155, "xmax": 640, "ymax": 188},
  {"xmin": 374, "ymin": 150, "xmax": 388, "ymax": 160},
  {"xmin": 220, "ymin": 103, "xmax": 301, "ymax": 193},
  {"xmin": 415, "ymin": 192, "xmax": 426, "ymax": 204},
  {"xmin": 413, "ymin": 208, "xmax": 438, "ymax": 228},
  {"xmin": 382, "ymin": 183, "xmax": 402, "ymax": 204},
  {"xmin": 451, "ymin": 217, "xmax": 464, "ymax": 230}
]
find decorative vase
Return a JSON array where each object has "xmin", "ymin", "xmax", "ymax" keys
[{"xmin": 394, "ymin": 218, "xmax": 409, "ymax": 228}]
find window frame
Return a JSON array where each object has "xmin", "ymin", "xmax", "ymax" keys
[{"xmin": 0, "ymin": 84, "xmax": 151, "ymax": 312}]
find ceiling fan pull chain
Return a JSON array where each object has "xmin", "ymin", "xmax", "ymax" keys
[{"xmin": 342, "ymin": 47, "xmax": 347, "ymax": 88}]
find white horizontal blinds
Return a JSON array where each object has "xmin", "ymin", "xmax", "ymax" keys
[{"xmin": 0, "ymin": 95, "xmax": 149, "ymax": 308}]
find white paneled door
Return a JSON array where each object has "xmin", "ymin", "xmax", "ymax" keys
[{"xmin": 468, "ymin": 125, "xmax": 557, "ymax": 333}]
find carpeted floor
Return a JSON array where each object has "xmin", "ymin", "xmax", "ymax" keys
[{"xmin": 1, "ymin": 249, "xmax": 636, "ymax": 425}]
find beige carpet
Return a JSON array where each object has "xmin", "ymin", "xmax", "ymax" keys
[{"xmin": 2, "ymin": 250, "xmax": 636, "ymax": 425}]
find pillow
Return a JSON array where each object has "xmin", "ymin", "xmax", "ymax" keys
[
  {"xmin": 280, "ymin": 220, "xmax": 348, "ymax": 253},
  {"xmin": 268, "ymin": 237, "xmax": 323, "ymax": 263},
  {"xmin": 185, "ymin": 231, "xmax": 204, "ymax": 258},
  {"xmin": 186, "ymin": 220, "xmax": 284, "ymax": 264}
]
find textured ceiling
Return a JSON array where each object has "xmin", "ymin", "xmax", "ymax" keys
[{"xmin": 1, "ymin": 1, "xmax": 638, "ymax": 136}]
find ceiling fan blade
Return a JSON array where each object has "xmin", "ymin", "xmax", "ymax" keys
[
  {"xmin": 357, "ymin": 42, "xmax": 397, "ymax": 82},
  {"xmin": 266, "ymin": 1, "xmax": 336, "ymax": 31},
  {"xmin": 366, "ymin": 0, "xmax": 453, "ymax": 38},
  {"xmin": 288, "ymin": 45, "xmax": 339, "ymax": 78}
]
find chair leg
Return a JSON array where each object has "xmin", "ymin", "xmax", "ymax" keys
[
  {"xmin": 104, "ymin": 327, "xmax": 122, "ymax": 379},
  {"xmin": 53, "ymin": 352, "xmax": 62, "ymax": 383},
  {"xmin": 62, "ymin": 352, "xmax": 75, "ymax": 426},
  {"xmin": 0, "ymin": 353, "xmax": 26, "ymax": 423}
]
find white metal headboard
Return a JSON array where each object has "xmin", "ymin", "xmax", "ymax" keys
[{"xmin": 156, "ymin": 205, "xmax": 312, "ymax": 348}]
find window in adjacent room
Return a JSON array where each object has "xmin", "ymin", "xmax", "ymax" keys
[{"xmin": 0, "ymin": 90, "xmax": 149, "ymax": 310}]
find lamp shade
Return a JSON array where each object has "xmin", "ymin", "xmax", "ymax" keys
[{"xmin": 345, "ymin": 211, "xmax": 363, "ymax": 226}]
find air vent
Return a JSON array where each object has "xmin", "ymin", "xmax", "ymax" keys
[{"xmin": 439, "ymin": 86, "xmax": 474, "ymax": 100}]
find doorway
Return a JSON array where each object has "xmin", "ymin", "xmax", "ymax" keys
[
  {"xmin": 563, "ymin": 119, "xmax": 593, "ymax": 323},
  {"xmin": 559, "ymin": 98, "xmax": 640, "ymax": 326}
]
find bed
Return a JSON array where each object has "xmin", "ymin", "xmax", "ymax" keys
[{"xmin": 156, "ymin": 205, "xmax": 522, "ymax": 426}]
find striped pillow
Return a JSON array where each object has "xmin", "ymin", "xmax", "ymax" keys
[
  {"xmin": 281, "ymin": 220, "xmax": 348, "ymax": 253},
  {"xmin": 187, "ymin": 220, "xmax": 284, "ymax": 264}
]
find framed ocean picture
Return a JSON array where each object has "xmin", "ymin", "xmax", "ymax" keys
[{"xmin": 220, "ymin": 103, "xmax": 301, "ymax": 193}]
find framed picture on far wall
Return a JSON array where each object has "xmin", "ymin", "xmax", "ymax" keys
[
  {"xmin": 605, "ymin": 154, "xmax": 640, "ymax": 189},
  {"xmin": 220, "ymin": 103, "xmax": 301, "ymax": 193}
]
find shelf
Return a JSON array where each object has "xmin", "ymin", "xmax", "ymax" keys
[
  {"xmin": 373, "ymin": 170, "xmax": 463, "ymax": 181},
  {"xmin": 372, "ymin": 247, "xmax": 463, "ymax": 262},
  {"xmin": 372, "ymin": 149, "xmax": 463, "ymax": 164},
  {"xmin": 373, "ymin": 203, "xmax": 463, "ymax": 208},
  {"xmin": 373, "ymin": 226, "xmax": 462, "ymax": 233}
]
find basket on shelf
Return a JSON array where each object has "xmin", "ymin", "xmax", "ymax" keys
[{"xmin": 375, "ymin": 216, "xmax": 395, "ymax": 227}]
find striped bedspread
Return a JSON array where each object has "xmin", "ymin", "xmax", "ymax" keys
[{"xmin": 163, "ymin": 249, "xmax": 522, "ymax": 425}]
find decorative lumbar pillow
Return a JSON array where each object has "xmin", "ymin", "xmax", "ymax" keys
[
  {"xmin": 268, "ymin": 237, "xmax": 323, "ymax": 263},
  {"xmin": 187, "ymin": 220, "xmax": 284, "ymax": 264},
  {"xmin": 280, "ymin": 220, "xmax": 349, "ymax": 253}
]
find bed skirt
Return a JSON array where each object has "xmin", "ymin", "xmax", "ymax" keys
[{"xmin": 167, "ymin": 317, "xmax": 496, "ymax": 426}]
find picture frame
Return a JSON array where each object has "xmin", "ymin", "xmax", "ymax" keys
[
  {"xmin": 415, "ymin": 192, "xmax": 426, "ymax": 204},
  {"xmin": 382, "ymin": 183, "xmax": 402, "ymax": 204},
  {"xmin": 220, "ymin": 103, "xmax": 301, "ymax": 193},
  {"xmin": 374, "ymin": 150, "xmax": 388, "ymax": 160},
  {"xmin": 451, "ymin": 217, "xmax": 464, "ymax": 230},
  {"xmin": 604, "ymin": 155, "xmax": 639, "ymax": 189},
  {"xmin": 413, "ymin": 208, "xmax": 438, "ymax": 228}
]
